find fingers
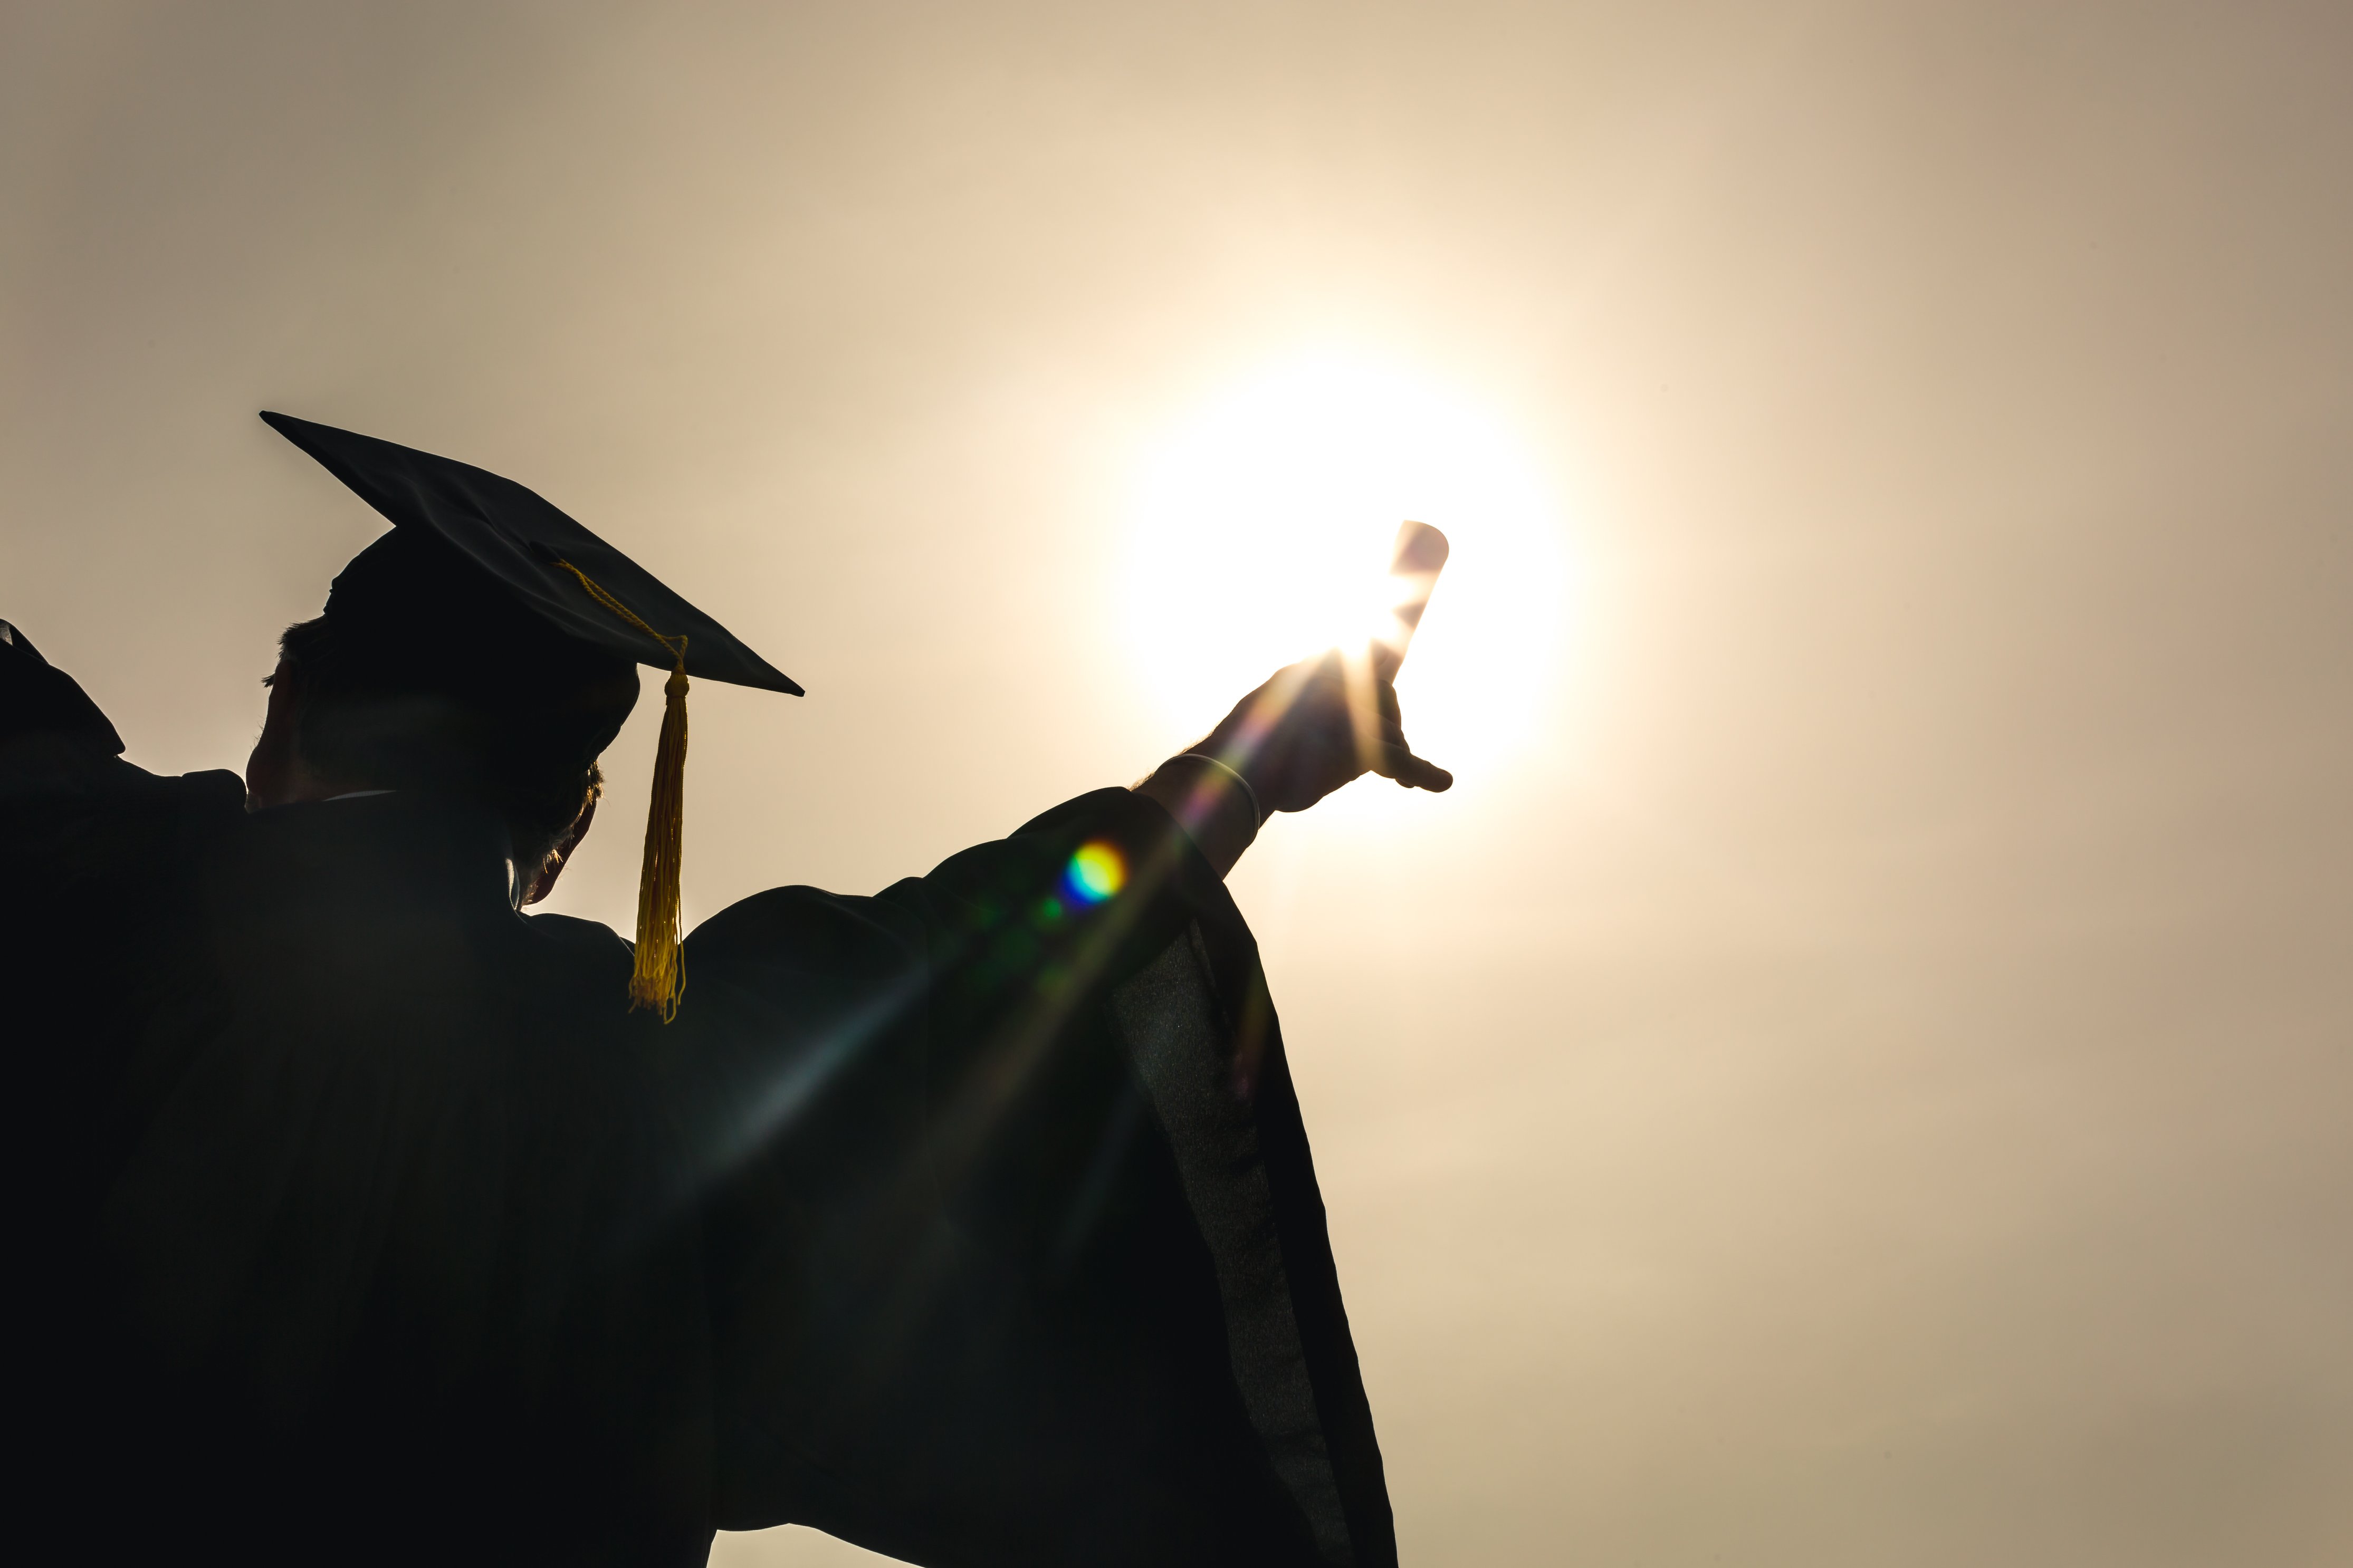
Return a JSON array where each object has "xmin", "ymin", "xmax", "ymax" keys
[
  {"xmin": 1342, "ymin": 649, "xmax": 1387, "ymax": 776},
  {"xmin": 1345, "ymin": 650, "xmax": 1448, "ymax": 791}
]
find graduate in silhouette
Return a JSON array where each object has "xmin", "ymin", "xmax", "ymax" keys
[{"xmin": 1, "ymin": 414, "xmax": 1449, "ymax": 1567}]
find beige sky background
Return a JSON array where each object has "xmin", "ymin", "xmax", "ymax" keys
[{"xmin": 6, "ymin": 3, "xmax": 2350, "ymax": 1563}]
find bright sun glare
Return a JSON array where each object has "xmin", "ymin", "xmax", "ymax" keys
[{"xmin": 1122, "ymin": 354, "xmax": 1569, "ymax": 788}]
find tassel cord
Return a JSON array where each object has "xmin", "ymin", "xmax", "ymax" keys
[
  {"xmin": 628, "ymin": 656, "xmax": 690, "ymax": 1019},
  {"xmin": 550, "ymin": 558, "xmax": 692, "ymax": 1021}
]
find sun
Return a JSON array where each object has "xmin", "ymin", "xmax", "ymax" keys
[{"xmin": 1120, "ymin": 353, "xmax": 1570, "ymax": 788}]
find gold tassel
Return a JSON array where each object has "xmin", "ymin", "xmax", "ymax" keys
[
  {"xmin": 550, "ymin": 557, "xmax": 692, "ymax": 1021},
  {"xmin": 628, "ymin": 652, "xmax": 690, "ymax": 1020}
]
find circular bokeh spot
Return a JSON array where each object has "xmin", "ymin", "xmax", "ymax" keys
[{"xmin": 1065, "ymin": 841, "xmax": 1126, "ymax": 903}]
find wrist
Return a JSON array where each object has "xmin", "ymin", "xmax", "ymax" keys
[
  {"xmin": 1173, "ymin": 752, "xmax": 1261, "ymax": 828},
  {"xmin": 1133, "ymin": 753, "xmax": 1260, "ymax": 879}
]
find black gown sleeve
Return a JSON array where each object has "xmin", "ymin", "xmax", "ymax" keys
[{"xmin": 681, "ymin": 790, "xmax": 1397, "ymax": 1568}]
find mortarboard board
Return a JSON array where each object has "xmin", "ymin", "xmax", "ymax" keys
[{"xmin": 262, "ymin": 411, "xmax": 800, "ymax": 1020}]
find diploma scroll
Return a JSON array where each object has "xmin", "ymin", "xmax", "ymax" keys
[{"xmin": 1376, "ymin": 519, "xmax": 1449, "ymax": 672}]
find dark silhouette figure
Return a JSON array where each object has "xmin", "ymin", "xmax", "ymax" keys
[{"xmin": 1, "ymin": 417, "xmax": 1449, "ymax": 1566}]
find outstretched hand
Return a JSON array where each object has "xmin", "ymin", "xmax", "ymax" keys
[
  {"xmin": 1135, "ymin": 644, "xmax": 1451, "ymax": 879},
  {"xmin": 1201, "ymin": 645, "xmax": 1453, "ymax": 814}
]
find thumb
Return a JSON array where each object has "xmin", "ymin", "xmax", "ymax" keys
[{"xmin": 1375, "ymin": 743, "xmax": 1453, "ymax": 793}]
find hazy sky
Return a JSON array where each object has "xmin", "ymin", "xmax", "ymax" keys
[{"xmin": 6, "ymin": 4, "xmax": 2350, "ymax": 1564}]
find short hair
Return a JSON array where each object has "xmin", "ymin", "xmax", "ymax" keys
[{"xmin": 276, "ymin": 609, "xmax": 639, "ymax": 874}]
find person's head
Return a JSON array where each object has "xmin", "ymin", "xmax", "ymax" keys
[{"xmin": 245, "ymin": 527, "xmax": 640, "ymax": 903}]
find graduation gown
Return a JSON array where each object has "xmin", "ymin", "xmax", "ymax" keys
[{"xmin": 0, "ymin": 622, "xmax": 1396, "ymax": 1567}]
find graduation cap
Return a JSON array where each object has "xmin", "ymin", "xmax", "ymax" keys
[{"xmin": 262, "ymin": 411, "xmax": 800, "ymax": 1020}]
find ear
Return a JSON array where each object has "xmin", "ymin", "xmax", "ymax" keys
[{"xmin": 522, "ymin": 795, "xmax": 598, "ymax": 906}]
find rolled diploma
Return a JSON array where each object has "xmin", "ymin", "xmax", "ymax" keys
[{"xmin": 1376, "ymin": 520, "xmax": 1450, "ymax": 671}]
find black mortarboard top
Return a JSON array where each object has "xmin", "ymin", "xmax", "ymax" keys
[
  {"xmin": 262, "ymin": 411, "xmax": 799, "ymax": 1021},
  {"xmin": 261, "ymin": 411, "xmax": 800, "ymax": 696}
]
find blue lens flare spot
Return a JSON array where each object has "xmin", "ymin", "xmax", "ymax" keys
[{"xmin": 1065, "ymin": 841, "xmax": 1126, "ymax": 904}]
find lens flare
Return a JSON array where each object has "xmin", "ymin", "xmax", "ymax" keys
[{"xmin": 1065, "ymin": 841, "xmax": 1126, "ymax": 903}]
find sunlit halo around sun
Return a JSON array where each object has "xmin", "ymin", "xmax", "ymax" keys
[{"xmin": 1122, "ymin": 354, "xmax": 1570, "ymax": 791}]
